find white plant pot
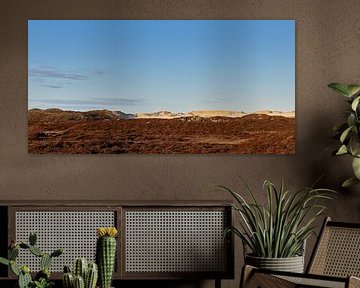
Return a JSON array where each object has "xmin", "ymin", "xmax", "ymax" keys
[{"xmin": 245, "ymin": 254, "xmax": 305, "ymax": 273}]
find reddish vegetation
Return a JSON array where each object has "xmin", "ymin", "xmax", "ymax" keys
[{"xmin": 28, "ymin": 109, "xmax": 295, "ymax": 154}]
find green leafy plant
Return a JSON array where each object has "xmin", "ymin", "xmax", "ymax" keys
[
  {"xmin": 221, "ymin": 179, "xmax": 334, "ymax": 258},
  {"xmin": 0, "ymin": 232, "xmax": 63, "ymax": 288},
  {"xmin": 32, "ymin": 278, "xmax": 54, "ymax": 288},
  {"xmin": 328, "ymin": 83, "xmax": 360, "ymax": 187}
]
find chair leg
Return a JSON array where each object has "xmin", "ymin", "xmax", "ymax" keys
[
  {"xmin": 215, "ymin": 278, "xmax": 221, "ymax": 288},
  {"xmin": 349, "ymin": 276, "xmax": 360, "ymax": 288},
  {"xmin": 240, "ymin": 265, "xmax": 296, "ymax": 288},
  {"xmin": 240, "ymin": 265, "xmax": 255, "ymax": 288}
]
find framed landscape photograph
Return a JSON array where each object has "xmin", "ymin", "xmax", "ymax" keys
[{"xmin": 28, "ymin": 20, "xmax": 295, "ymax": 154}]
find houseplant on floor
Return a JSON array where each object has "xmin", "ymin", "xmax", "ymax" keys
[
  {"xmin": 221, "ymin": 179, "xmax": 334, "ymax": 273},
  {"xmin": 328, "ymin": 82, "xmax": 360, "ymax": 187}
]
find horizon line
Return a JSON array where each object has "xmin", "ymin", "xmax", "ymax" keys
[{"xmin": 28, "ymin": 107, "xmax": 296, "ymax": 114}]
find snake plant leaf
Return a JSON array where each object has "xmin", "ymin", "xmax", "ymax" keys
[
  {"xmin": 347, "ymin": 85, "xmax": 360, "ymax": 97},
  {"xmin": 342, "ymin": 177, "xmax": 360, "ymax": 188},
  {"xmin": 351, "ymin": 96, "xmax": 360, "ymax": 111},
  {"xmin": 221, "ymin": 180, "xmax": 335, "ymax": 258},
  {"xmin": 340, "ymin": 126, "xmax": 353, "ymax": 143},
  {"xmin": 328, "ymin": 83, "xmax": 351, "ymax": 97},
  {"xmin": 352, "ymin": 157, "xmax": 360, "ymax": 179},
  {"xmin": 336, "ymin": 144, "xmax": 348, "ymax": 155}
]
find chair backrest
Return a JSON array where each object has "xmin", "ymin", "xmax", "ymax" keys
[{"xmin": 307, "ymin": 217, "xmax": 360, "ymax": 277}]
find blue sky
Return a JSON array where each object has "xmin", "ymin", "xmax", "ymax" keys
[{"xmin": 28, "ymin": 20, "xmax": 295, "ymax": 113}]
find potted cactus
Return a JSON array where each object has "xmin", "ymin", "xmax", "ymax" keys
[
  {"xmin": 96, "ymin": 227, "xmax": 118, "ymax": 288},
  {"xmin": 62, "ymin": 258, "xmax": 98, "ymax": 288},
  {"xmin": 0, "ymin": 232, "xmax": 64, "ymax": 288}
]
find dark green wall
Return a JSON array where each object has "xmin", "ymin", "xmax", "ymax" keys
[{"xmin": 1, "ymin": 1, "xmax": 360, "ymax": 287}]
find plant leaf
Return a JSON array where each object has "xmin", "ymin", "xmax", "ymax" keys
[
  {"xmin": 336, "ymin": 145, "xmax": 348, "ymax": 155},
  {"xmin": 221, "ymin": 179, "xmax": 335, "ymax": 258},
  {"xmin": 347, "ymin": 85, "xmax": 360, "ymax": 97},
  {"xmin": 340, "ymin": 126, "xmax": 353, "ymax": 143},
  {"xmin": 0, "ymin": 257, "xmax": 9, "ymax": 266},
  {"xmin": 352, "ymin": 96, "xmax": 360, "ymax": 111},
  {"xmin": 347, "ymin": 114, "xmax": 357, "ymax": 130},
  {"xmin": 352, "ymin": 157, "xmax": 360, "ymax": 179},
  {"xmin": 342, "ymin": 177, "xmax": 360, "ymax": 188},
  {"xmin": 349, "ymin": 135, "xmax": 360, "ymax": 157},
  {"xmin": 328, "ymin": 83, "xmax": 350, "ymax": 97}
]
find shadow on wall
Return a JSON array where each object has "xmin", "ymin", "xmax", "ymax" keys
[{"xmin": 299, "ymin": 103, "xmax": 356, "ymax": 200}]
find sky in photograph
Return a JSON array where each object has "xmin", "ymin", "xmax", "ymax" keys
[{"xmin": 28, "ymin": 20, "xmax": 295, "ymax": 113}]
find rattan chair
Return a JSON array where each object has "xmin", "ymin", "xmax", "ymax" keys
[{"xmin": 241, "ymin": 217, "xmax": 360, "ymax": 288}]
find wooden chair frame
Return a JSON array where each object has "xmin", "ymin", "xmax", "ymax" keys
[{"xmin": 241, "ymin": 217, "xmax": 360, "ymax": 288}]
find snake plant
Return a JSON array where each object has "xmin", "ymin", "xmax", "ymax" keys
[
  {"xmin": 328, "ymin": 83, "xmax": 360, "ymax": 187},
  {"xmin": 221, "ymin": 179, "xmax": 334, "ymax": 258}
]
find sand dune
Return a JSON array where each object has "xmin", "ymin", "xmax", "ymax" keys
[
  {"xmin": 136, "ymin": 111, "xmax": 186, "ymax": 119},
  {"xmin": 188, "ymin": 110, "xmax": 247, "ymax": 118},
  {"xmin": 28, "ymin": 108, "xmax": 295, "ymax": 120},
  {"xmin": 253, "ymin": 110, "xmax": 295, "ymax": 118},
  {"xmin": 136, "ymin": 110, "xmax": 295, "ymax": 119}
]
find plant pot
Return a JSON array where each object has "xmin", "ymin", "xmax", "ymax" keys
[{"xmin": 245, "ymin": 254, "xmax": 304, "ymax": 273}]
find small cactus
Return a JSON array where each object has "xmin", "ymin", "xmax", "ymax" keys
[
  {"xmin": 64, "ymin": 265, "xmax": 72, "ymax": 273},
  {"xmin": 0, "ymin": 232, "xmax": 63, "ymax": 288},
  {"xmin": 29, "ymin": 232, "xmax": 37, "ymax": 246},
  {"xmin": 63, "ymin": 259, "xmax": 98, "ymax": 288},
  {"xmin": 74, "ymin": 275, "xmax": 85, "ymax": 288},
  {"xmin": 41, "ymin": 253, "xmax": 52, "ymax": 270},
  {"xmin": 85, "ymin": 263, "xmax": 98, "ymax": 288},
  {"xmin": 74, "ymin": 258, "xmax": 88, "ymax": 279},
  {"xmin": 96, "ymin": 227, "xmax": 118, "ymax": 288},
  {"xmin": 18, "ymin": 268, "xmax": 32, "ymax": 288},
  {"xmin": 29, "ymin": 245, "xmax": 44, "ymax": 257},
  {"xmin": 10, "ymin": 260, "xmax": 20, "ymax": 276},
  {"xmin": 9, "ymin": 246, "xmax": 19, "ymax": 260},
  {"xmin": 63, "ymin": 272, "xmax": 74, "ymax": 288}
]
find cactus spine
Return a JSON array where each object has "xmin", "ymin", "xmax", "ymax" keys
[{"xmin": 96, "ymin": 227, "xmax": 118, "ymax": 288}]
